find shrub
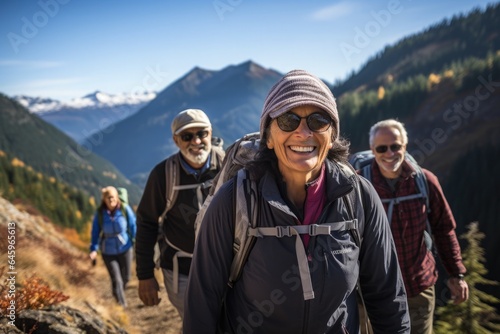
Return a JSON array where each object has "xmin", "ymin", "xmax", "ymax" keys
[{"xmin": 0, "ymin": 269, "xmax": 69, "ymax": 315}]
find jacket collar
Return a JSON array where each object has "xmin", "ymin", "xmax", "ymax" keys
[{"xmin": 260, "ymin": 159, "xmax": 355, "ymax": 215}]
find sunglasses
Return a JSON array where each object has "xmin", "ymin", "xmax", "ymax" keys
[
  {"xmin": 179, "ymin": 130, "xmax": 209, "ymax": 142},
  {"xmin": 375, "ymin": 144, "xmax": 403, "ymax": 153},
  {"xmin": 276, "ymin": 112, "xmax": 332, "ymax": 132}
]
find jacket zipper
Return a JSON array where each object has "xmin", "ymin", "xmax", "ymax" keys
[{"xmin": 302, "ymin": 299, "xmax": 310, "ymax": 334}]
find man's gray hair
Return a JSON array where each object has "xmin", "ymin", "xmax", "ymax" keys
[{"xmin": 369, "ymin": 119, "xmax": 408, "ymax": 146}]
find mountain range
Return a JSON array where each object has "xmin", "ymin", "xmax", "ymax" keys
[
  {"xmin": 14, "ymin": 91, "xmax": 156, "ymax": 143},
  {"xmin": 87, "ymin": 60, "xmax": 283, "ymax": 185}
]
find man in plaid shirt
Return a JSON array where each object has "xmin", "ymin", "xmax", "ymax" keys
[{"xmin": 363, "ymin": 119, "xmax": 468, "ymax": 334}]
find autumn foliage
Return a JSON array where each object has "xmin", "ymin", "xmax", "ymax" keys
[{"xmin": 0, "ymin": 267, "xmax": 69, "ymax": 315}]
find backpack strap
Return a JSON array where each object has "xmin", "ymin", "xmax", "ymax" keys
[
  {"xmin": 159, "ymin": 154, "xmax": 180, "ymax": 224},
  {"xmin": 339, "ymin": 161, "xmax": 364, "ymax": 247},
  {"xmin": 97, "ymin": 204, "xmax": 132, "ymax": 252},
  {"xmin": 381, "ymin": 193, "xmax": 426, "ymax": 222},
  {"xmin": 164, "ymin": 236, "xmax": 193, "ymax": 294},
  {"xmin": 227, "ymin": 169, "xmax": 258, "ymax": 287},
  {"xmin": 121, "ymin": 204, "xmax": 134, "ymax": 243},
  {"xmin": 339, "ymin": 162, "xmax": 373, "ymax": 333},
  {"xmin": 405, "ymin": 153, "xmax": 430, "ymax": 214},
  {"xmin": 227, "ymin": 162, "xmax": 366, "ymax": 302},
  {"xmin": 158, "ymin": 150, "xmax": 224, "ymax": 290},
  {"xmin": 249, "ymin": 220, "xmax": 358, "ymax": 301},
  {"xmin": 360, "ymin": 163, "xmax": 372, "ymax": 183},
  {"xmin": 97, "ymin": 207, "xmax": 104, "ymax": 242},
  {"xmin": 160, "ymin": 150, "xmax": 225, "ymax": 224}
]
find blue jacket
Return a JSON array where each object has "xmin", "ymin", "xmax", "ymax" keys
[
  {"xmin": 184, "ymin": 160, "xmax": 410, "ymax": 333},
  {"xmin": 90, "ymin": 204, "xmax": 136, "ymax": 255}
]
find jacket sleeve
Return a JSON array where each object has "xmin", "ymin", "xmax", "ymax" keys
[
  {"xmin": 135, "ymin": 161, "xmax": 167, "ymax": 280},
  {"xmin": 89, "ymin": 211, "xmax": 101, "ymax": 252},
  {"xmin": 183, "ymin": 179, "xmax": 235, "ymax": 333},
  {"xmin": 357, "ymin": 177, "xmax": 411, "ymax": 333},
  {"xmin": 126, "ymin": 204, "xmax": 137, "ymax": 241},
  {"xmin": 424, "ymin": 169, "xmax": 466, "ymax": 276}
]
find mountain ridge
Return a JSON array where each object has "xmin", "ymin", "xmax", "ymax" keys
[
  {"xmin": 332, "ymin": 4, "xmax": 500, "ymax": 96},
  {"xmin": 13, "ymin": 91, "xmax": 156, "ymax": 143},
  {"xmin": 0, "ymin": 94, "xmax": 143, "ymax": 206},
  {"xmin": 88, "ymin": 60, "xmax": 282, "ymax": 185}
]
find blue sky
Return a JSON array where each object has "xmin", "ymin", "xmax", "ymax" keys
[{"xmin": 0, "ymin": 0, "xmax": 497, "ymax": 102}]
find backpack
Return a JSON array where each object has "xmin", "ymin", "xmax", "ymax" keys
[
  {"xmin": 348, "ymin": 150, "xmax": 434, "ymax": 251},
  {"xmin": 194, "ymin": 132, "xmax": 262, "ymax": 286},
  {"xmin": 117, "ymin": 187, "xmax": 129, "ymax": 206}
]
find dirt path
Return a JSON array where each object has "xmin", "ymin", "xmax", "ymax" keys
[{"xmin": 122, "ymin": 268, "xmax": 182, "ymax": 334}]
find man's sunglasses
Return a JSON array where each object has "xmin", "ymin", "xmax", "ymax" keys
[
  {"xmin": 276, "ymin": 112, "xmax": 332, "ymax": 132},
  {"xmin": 179, "ymin": 130, "xmax": 209, "ymax": 142},
  {"xmin": 375, "ymin": 144, "xmax": 403, "ymax": 153}
]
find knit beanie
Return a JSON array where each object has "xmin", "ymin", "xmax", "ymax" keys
[{"xmin": 260, "ymin": 70, "xmax": 339, "ymax": 140}]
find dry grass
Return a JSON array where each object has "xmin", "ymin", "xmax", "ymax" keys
[
  {"xmin": 0, "ymin": 196, "xmax": 182, "ymax": 333},
  {"xmin": 0, "ymin": 198, "xmax": 130, "ymax": 328}
]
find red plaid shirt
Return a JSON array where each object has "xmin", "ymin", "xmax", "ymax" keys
[{"xmin": 365, "ymin": 160, "xmax": 466, "ymax": 297}]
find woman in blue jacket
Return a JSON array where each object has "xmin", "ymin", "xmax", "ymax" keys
[
  {"xmin": 90, "ymin": 186, "xmax": 136, "ymax": 306},
  {"xmin": 184, "ymin": 70, "xmax": 410, "ymax": 333}
]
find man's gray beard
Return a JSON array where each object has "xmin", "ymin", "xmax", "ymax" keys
[{"xmin": 183, "ymin": 148, "xmax": 210, "ymax": 166}]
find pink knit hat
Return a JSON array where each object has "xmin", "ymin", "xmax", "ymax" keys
[{"xmin": 260, "ymin": 70, "xmax": 339, "ymax": 139}]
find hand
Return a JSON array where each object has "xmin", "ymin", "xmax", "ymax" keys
[
  {"xmin": 447, "ymin": 277, "xmax": 469, "ymax": 304},
  {"xmin": 89, "ymin": 251, "xmax": 97, "ymax": 261},
  {"xmin": 138, "ymin": 278, "xmax": 161, "ymax": 306}
]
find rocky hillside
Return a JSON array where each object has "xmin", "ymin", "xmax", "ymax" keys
[{"xmin": 0, "ymin": 196, "xmax": 181, "ymax": 333}]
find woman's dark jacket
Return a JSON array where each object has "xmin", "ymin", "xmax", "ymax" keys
[{"xmin": 184, "ymin": 160, "xmax": 410, "ymax": 333}]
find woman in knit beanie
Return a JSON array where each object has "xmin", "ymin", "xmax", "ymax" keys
[{"xmin": 184, "ymin": 70, "xmax": 410, "ymax": 333}]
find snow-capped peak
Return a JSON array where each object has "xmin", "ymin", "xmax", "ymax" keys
[{"xmin": 13, "ymin": 91, "xmax": 157, "ymax": 114}]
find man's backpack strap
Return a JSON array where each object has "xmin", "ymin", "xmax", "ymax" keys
[
  {"xmin": 358, "ymin": 154, "xmax": 434, "ymax": 250},
  {"xmin": 381, "ymin": 193, "xmax": 426, "ymax": 222},
  {"xmin": 405, "ymin": 153, "xmax": 430, "ymax": 214},
  {"xmin": 164, "ymin": 233, "xmax": 193, "ymax": 293},
  {"xmin": 157, "ymin": 152, "xmax": 219, "ymax": 283},
  {"xmin": 160, "ymin": 149, "xmax": 225, "ymax": 225},
  {"xmin": 158, "ymin": 154, "xmax": 180, "ymax": 225}
]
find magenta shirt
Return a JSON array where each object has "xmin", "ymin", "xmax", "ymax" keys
[{"xmin": 301, "ymin": 164, "xmax": 327, "ymax": 247}]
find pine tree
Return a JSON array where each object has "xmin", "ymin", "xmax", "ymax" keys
[{"xmin": 434, "ymin": 222, "xmax": 500, "ymax": 333}]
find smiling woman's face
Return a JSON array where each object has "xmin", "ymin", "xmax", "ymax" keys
[
  {"xmin": 104, "ymin": 192, "xmax": 119, "ymax": 210},
  {"xmin": 266, "ymin": 105, "xmax": 333, "ymax": 183}
]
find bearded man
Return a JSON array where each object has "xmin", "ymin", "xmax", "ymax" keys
[{"xmin": 135, "ymin": 109, "xmax": 224, "ymax": 319}]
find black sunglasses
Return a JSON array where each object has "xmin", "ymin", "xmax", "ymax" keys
[
  {"xmin": 179, "ymin": 130, "xmax": 209, "ymax": 142},
  {"xmin": 276, "ymin": 112, "xmax": 332, "ymax": 132},
  {"xmin": 375, "ymin": 144, "xmax": 403, "ymax": 153}
]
